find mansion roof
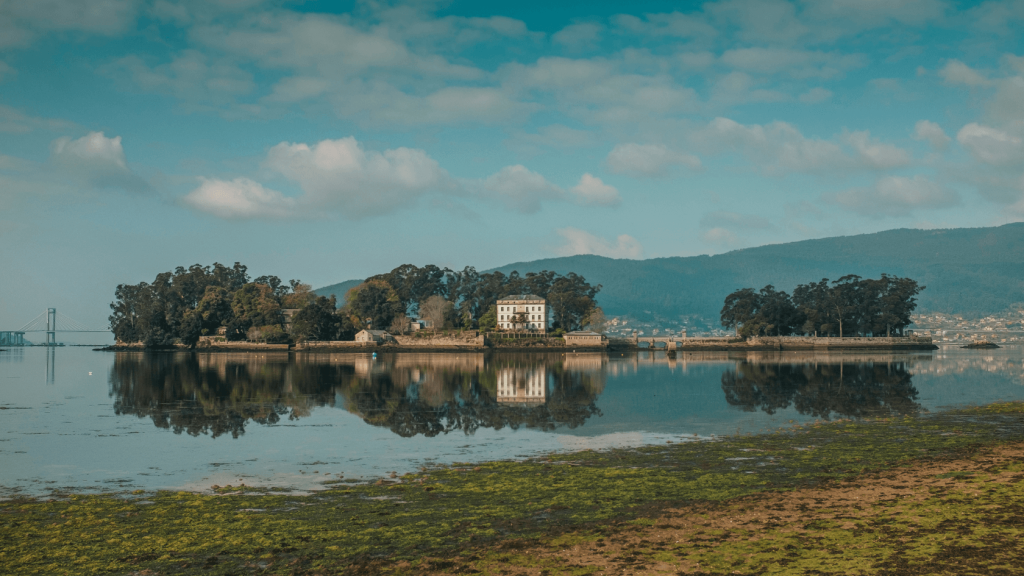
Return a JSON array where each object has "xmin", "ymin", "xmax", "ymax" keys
[{"xmin": 497, "ymin": 294, "xmax": 545, "ymax": 302}]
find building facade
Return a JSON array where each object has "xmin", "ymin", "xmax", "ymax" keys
[
  {"xmin": 563, "ymin": 331, "xmax": 607, "ymax": 347},
  {"xmin": 355, "ymin": 329, "xmax": 392, "ymax": 343},
  {"xmin": 496, "ymin": 294, "xmax": 552, "ymax": 332}
]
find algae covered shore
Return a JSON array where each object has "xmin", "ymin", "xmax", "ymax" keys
[{"xmin": 3, "ymin": 402, "xmax": 1024, "ymax": 575}]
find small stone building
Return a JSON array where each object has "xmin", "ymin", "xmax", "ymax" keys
[
  {"xmin": 563, "ymin": 331, "xmax": 607, "ymax": 347},
  {"xmin": 355, "ymin": 329, "xmax": 392, "ymax": 343},
  {"xmin": 497, "ymin": 294, "xmax": 551, "ymax": 332}
]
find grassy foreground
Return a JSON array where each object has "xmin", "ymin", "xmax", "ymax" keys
[{"xmin": 3, "ymin": 402, "xmax": 1024, "ymax": 575}]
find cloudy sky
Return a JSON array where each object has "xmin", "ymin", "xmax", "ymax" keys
[{"xmin": 2, "ymin": 0, "xmax": 1024, "ymax": 332}]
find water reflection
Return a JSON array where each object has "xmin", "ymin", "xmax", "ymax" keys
[
  {"xmin": 721, "ymin": 360, "xmax": 921, "ymax": 419},
  {"xmin": 109, "ymin": 352, "xmax": 604, "ymax": 438}
]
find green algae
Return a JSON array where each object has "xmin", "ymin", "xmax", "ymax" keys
[{"xmin": 3, "ymin": 406, "xmax": 1024, "ymax": 575}]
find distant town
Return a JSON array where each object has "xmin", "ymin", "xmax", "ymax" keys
[{"xmin": 910, "ymin": 311, "xmax": 1024, "ymax": 344}]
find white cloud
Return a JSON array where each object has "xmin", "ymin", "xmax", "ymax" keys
[
  {"xmin": 939, "ymin": 59, "xmax": 992, "ymax": 87},
  {"xmin": 0, "ymin": 0, "xmax": 140, "ymax": 45},
  {"xmin": 0, "ymin": 61, "xmax": 14, "ymax": 82},
  {"xmin": 691, "ymin": 117, "xmax": 910, "ymax": 175},
  {"xmin": 798, "ymin": 87, "xmax": 833, "ymax": 103},
  {"xmin": 0, "ymin": 104, "xmax": 73, "ymax": 134},
  {"xmin": 569, "ymin": 174, "xmax": 620, "ymax": 206},
  {"xmin": 708, "ymin": 72, "xmax": 789, "ymax": 106},
  {"xmin": 677, "ymin": 51, "xmax": 716, "ymax": 70},
  {"xmin": 699, "ymin": 211, "xmax": 774, "ymax": 230},
  {"xmin": 184, "ymin": 178, "xmax": 297, "ymax": 219},
  {"xmin": 957, "ymin": 123, "xmax": 1024, "ymax": 165},
  {"xmin": 990, "ymin": 75, "xmax": 1024, "ymax": 124},
  {"xmin": 500, "ymin": 57, "xmax": 699, "ymax": 123},
  {"xmin": 843, "ymin": 130, "xmax": 912, "ymax": 169},
  {"xmin": 506, "ymin": 124, "xmax": 598, "ymax": 152},
  {"xmin": 606, "ymin": 143, "xmax": 702, "ymax": 177},
  {"xmin": 719, "ymin": 47, "xmax": 866, "ymax": 78},
  {"xmin": 476, "ymin": 165, "xmax": 563, "ymax": 213},
  {"xmin": 103, "ymin": 51, "xmax": 256, "ymax": 111},
  {"xmin": 701, "ymin": 227, "xmax": 741, "ymax": 247},
  {"xmin": 555, "ymin": 227, "xmax": 644, "ymax": 259},
  {"xmin": 705, "ymin": 0, "xmax": 808, "ymax": 45},
  {"xmin": 912, "ymin": 120, "xmax": 951, "ymax": 150},
  {"xmin": 829, "ymin": 175, "xmax": 959, "ymax": 217},
  {"xmin": 802, "ymin": 0, "xmax": 949, "ymax": 30},
  {"xmin": 263, "ymin": 76, "xmax": 329, "ymax": 103},
  {"xmin": 263, "ymin": 137, "xmax": 454, "ymax": 219},
  {"xmin": 185, "ymin": 136, "xmax": 455, "ymax": 220},
  {"xmin": 49, "ymin": 131, "xmax": 147, "ymax": 191},
  {"xmin": 552, "ymin": 22, "xmax": 603, "ymax": 50},
  {"xmin": 611, "ymin": 12, "xmax": 718, "ymax": 41}
]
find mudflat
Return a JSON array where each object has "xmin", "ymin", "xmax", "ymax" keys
[{"xmin": 3, "ymin": 402, "xmax": 1023, "ymax": 575}]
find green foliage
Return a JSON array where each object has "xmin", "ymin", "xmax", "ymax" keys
[
  {"xmin": 228, "ymin": 283, "xmax": 284, "ymax": 341},
  {"xmin": 722, "ymin": 274, "xmax": 922, "ymax": 337},
  {"xmin": 344, "ymin": 264, "xmax": 601, "ymax": 331},
  {"xmin": 478, "ymin": 305, "xmax": 497, "ymax": 331},
  {"xmin": 291, "ymin": 295, "xmax": 349, "ymax": 342},
  {"xmin": 343, "ymin": 279, "xmax": 404, "ymax": 330},
  {"xmin": 109, "ymin": 263, "xmax": 316, "ymax": 347}
]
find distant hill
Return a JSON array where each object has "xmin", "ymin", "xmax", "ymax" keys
[
  {"xmin": 314, "ymin": 278, "xmax": 363, "ymax": 306},
  {"xmin": 316, "ymin": 224, "xmax": 1024, "ymax": 321}
]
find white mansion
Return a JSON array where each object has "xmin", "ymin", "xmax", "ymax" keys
[{"xmin": 497, "ymin": 294, "xmax": 552, "ymax": 332}]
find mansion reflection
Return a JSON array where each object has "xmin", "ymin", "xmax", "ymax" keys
[
  {"xmin": 108, "ymin": 352, "xmax": 604, "ymax": 439},
  {"xmin": 721, "ymin": 360, "xmax": 921, "ymax": 419}
]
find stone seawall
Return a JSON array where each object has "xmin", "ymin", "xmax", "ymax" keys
[{"xmin": 609, "ymin": 335, "xmax": 936, "ymax": 351}]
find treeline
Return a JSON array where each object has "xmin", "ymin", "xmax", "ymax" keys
[
  {"xmin": 108, "ymin": 262, "xmax": 344, "ymax": 346},
  {"xmin": 109, "ymin": 262, "xmax": 602, "ymax": 347},
  {"xmin": 720, "ymin": 274, "xmax": 924, "ymax": 337},
  {"xmin": 348, "ymin": 264, "xmax": 601, "ymax": 334}
]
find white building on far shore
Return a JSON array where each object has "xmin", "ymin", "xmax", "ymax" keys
[{"xmin": 496, "ymin": 294, "xmax": 552, "ymax": 332}]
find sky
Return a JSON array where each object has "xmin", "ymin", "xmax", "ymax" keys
[{"xmin": 2, "ymin": 0, "xmax": 1024, "ymax": 334}]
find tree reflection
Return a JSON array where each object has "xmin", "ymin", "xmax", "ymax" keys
[
  {"xmin": 721, "ymin": 361, "xmax": 921, "ymax": 419},
  {"xmin": 108, "ymin": 352, "xmax": 603, "ymax": 438}
]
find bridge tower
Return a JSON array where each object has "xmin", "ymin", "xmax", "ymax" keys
[{"xmin": 46, "ymin": 308, "xmax": 56, "ymax": 346}]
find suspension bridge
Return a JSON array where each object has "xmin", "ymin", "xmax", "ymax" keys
[{"xmin": 0, "ymin": 308, "xmax": 110, "ymax": 346}]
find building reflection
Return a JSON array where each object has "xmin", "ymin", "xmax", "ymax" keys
[
  {"xmin": 108, "ymin": 352, "xmax": 603, "ymax": 439},
  {"xmin": 496, "ymin": 367, "xmax": 547, "ymax": 404}
]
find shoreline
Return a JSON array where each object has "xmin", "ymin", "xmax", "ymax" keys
[
  {"xmin": 94, "ymin": 340, "xmax": 939, "ymax": 353},
  {"xmin": 3, "ymin": 401, "xmax": 1022, "ymax": 575}
]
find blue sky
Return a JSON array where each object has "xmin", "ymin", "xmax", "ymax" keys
[{"xmin": 2, "ymin": 0, "xmax": 1024, "ymax": 333}]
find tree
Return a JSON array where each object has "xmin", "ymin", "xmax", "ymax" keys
[
  {"xmin": 585, "ymin": 307, "xmax": 607, "ymax": 333},
  {"xmin": 792, "ymin": 279, "xmax": 831, "ymax": 335},
  {"xmin": 829, "ymin": 275, "xmax": 863, "ymax": 337},
  {"xmin": 756, "ymin": 285, "xmax": 801, "ymax": 336},
  {"xmin": 281, "ymin": 281, "xmax": 316, "ymax": 309},
  {"xmin": 478, "ymin": 305, "xmax": 497, "ymax": 331},
  {"xmin": 345, "ymin": 279, "xmax": 403, "ymax": 330},
  {"xmin": 547, "ymin": 273, "xmax": 601, "ymax": 331},
  {"xmin": 720, "ymin": 288, "xmax": 760, "ymax": 337},
  {"xmin": 292, "ymin": 295, "xmax": 343, "ymax": 342},
  {"xmin": 724, "ymin": 274, "xmax": 925, "ymax": 338},
  {"xmin": 228, "ymin": 283, "xmax": 284, "ymax": 341},
  {"xmin": 389, "ymin": 314, "xmax": 411, "ymax": 336},
  {"xmin": 419, "ymin": 295, "xmax": 453, "ymax": 332}
]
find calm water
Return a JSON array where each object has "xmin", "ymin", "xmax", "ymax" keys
[{"xmin": 2, "ymin": 346, "xmax": 1023, "ymax": 496}]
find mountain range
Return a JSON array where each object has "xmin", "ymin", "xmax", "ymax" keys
[{"xmin": 316, "ymin": 224, "xmax": 1024, "ymax": 323}]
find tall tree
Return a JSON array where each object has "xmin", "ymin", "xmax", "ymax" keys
[
  {"xmin": 292, "ymin": 295, "xmax": 343, "ymax": 341},
  {"xmin": 345, "ymin": 280, "xmax": 404, "ymax": 330}
]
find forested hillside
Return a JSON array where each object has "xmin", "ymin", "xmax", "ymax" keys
[
  {"xmin": 317, "ymin": 224, "xmax": 1024, "ymax": 323},
  {"xmin": 313, "ymin": 279, "xmax": 363, "ymax": 306}
]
